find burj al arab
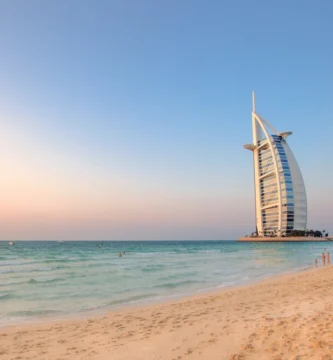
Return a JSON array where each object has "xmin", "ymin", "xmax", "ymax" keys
[{"xmin": 242, "ymin": 93, "xmax": 307, "ymax": 238}]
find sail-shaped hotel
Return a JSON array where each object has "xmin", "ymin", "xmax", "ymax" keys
[{"xmin": 243, "ymin": 93, "xmax": 307, "ymax": 237}]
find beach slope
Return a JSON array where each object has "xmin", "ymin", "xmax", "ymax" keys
[{"xmin": 2, "ymin": 266, "xmax": 333, "ymax": 359}]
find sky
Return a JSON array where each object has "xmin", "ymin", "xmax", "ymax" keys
[{"xmin": 0, "ymin": 0, "xmax": 332, "ymax": 240}]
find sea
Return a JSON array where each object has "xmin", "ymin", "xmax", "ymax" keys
[{"xmin": 0, "ymin": 240, "xmax": 329, "ymax": 327}]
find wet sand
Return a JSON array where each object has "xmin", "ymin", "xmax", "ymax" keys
[{"xmin": 1, "ymin": 265, "xmax": 333, "ymax": 360}]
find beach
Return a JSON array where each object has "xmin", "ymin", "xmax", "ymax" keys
[
  {"xmin": 2, "ymin": 265, "xmax": 333, "ymax": 359},
  {"xmin": 1, "ymin": 240, "xmax": 325, "ymax": 326}
]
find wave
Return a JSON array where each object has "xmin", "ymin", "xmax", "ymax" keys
[
  {"xmin": 26, "ymin": 278, "xmax": 64, "ymax": 284},
  {"xmin": 0, "ymin": 293, "xmax": 15, "ymax": 300},
  {"xmin": 42, "ymin": 258, "xmax": 76, "ymax": 263},
  {"xmin": 0, "ymin": 261, "xmax": 37, "ymax": 267},
  {"xmin": 105, "ymin": 293, "xmax": 158, "ymax": 307},
  {"xmin": 0, "ymin": 267, "xmax": 58, "ymax": 275},
  {"xmin": 141, "ymin": 264, "xmax": 166, "ymax": 272},
  {"xmin": 2, "ymin": 277, "xmax": 64, "ymax": 286},
  {"xmin": 27, "ymin": 278, "xmax": 63, "ymax": 284},
  {"xmin": 196, "ymin": 249, "xmax": 219, "ymax": 253},
  {"xmin": 8, "ymin": 309, "xmax": 60, "ymax": 317},
  {"xmin": 0, "ymin": 269, "xmax": 17, "ymax": 274},
  {"xmin": 158, "ymin": 271, "xmax": 198, "ymax": 281},
  {"xmin": 152, "ymin": 279, "xmax": 203, "ymax": 289}
]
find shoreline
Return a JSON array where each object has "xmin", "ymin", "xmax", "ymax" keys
[
  {"xmin": 0, "ymin": 263, "xmax": 312, "ymax": 329},
  {"xmin": 2, "ymin": 265, "xmax": 333, "ymax": 359},
  {"xmin": 3, "ymin": 240, "xmax": 328, "ymax": 332}
]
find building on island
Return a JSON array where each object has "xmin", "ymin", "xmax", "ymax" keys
[{"xmin": 243, "ymin": 93, "xmax": 307, "ymax": 237}]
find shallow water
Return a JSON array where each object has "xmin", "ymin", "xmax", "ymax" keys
[{"xmin": 0, "ymin": 240, "xmax": 329, "ymax": 325}]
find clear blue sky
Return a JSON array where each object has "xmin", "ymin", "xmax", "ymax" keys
[{"xmin": 0, "ymin": 0, "xmax": 332, "ymax": 240}]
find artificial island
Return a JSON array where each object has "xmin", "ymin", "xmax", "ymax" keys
[{"xmin": 239, "ymin": 93, "xmax": 330, "ymax": 242}]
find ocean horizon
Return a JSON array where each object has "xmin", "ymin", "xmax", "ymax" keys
[{"xmin": 0, "ymin": 240, "xmax": 329, "ymax": 326}]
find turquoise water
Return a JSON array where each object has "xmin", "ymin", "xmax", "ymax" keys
[{"xmin": 0, "ymin": 240, "xmax": 329, "ymax": 326}]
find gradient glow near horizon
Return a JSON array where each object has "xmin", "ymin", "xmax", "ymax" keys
[{"xmin": 0, "ymin": 1, "xmax": 332, "ymax": 240}]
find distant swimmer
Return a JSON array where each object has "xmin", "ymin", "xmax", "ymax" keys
[
  {"xmin": 118, "ymin": 252, "xmax": 122, "ymax": 257},
  {"xmin": 315, "ymin": 258, "xmax": 318, "ymax": 267},
  {"xmin": 322, "ymin": 253, "xmax": 326, "ymax": 266},
  {"xmin": 328, "ymin": 252, "xmax": 331, "ymax": 264}
]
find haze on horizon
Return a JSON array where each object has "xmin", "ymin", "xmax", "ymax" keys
[{"xmin": 0, "ymin": 1, "xmax": 332, "ymax": 241}]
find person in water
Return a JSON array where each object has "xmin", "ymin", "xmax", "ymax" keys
[
  {"xmin": 118, "ymin": 252, "xmax": 122, "ymax": 257},
  {"xmin": 327, "ymin": 252, "xmax": 331, "ymax": 264},
  {"xmin": 322, "ymin": 252, "xmax": 326, "ymax": 266},
  {"xmin": 315, "ymin": 258, "xmax": 318, "ymax": 267}
]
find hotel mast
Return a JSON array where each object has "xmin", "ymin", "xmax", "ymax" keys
[{"xmin": 243, "ymin": 93, "xmax": 307, "ymax": 236}]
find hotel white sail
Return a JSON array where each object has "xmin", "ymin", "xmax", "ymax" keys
[{"xmin": 243, "ymin": 93, "xmax": 307, "ymax": 237}]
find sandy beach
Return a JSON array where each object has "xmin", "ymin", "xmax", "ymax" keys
[{"xmin": 2, "ymin": 265, "xmax": 333, "ymax": 360}]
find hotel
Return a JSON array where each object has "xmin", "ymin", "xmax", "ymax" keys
[{"xmin": 243, "ymin": 93, "xmax": 307, "ymax": 237}]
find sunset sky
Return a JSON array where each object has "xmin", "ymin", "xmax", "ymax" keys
[{"xmin": 0, "ymin": 0, "xmax": 332, "ymax": 240}]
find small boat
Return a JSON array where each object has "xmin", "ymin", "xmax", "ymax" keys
[{"xmin": 8, "ymin": 241, "xmax": 14, "ymax": 245}]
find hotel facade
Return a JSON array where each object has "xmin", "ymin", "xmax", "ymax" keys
[{"xmin": 244, "ymin": 93, "xmax": 307, "ymax": 236}]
